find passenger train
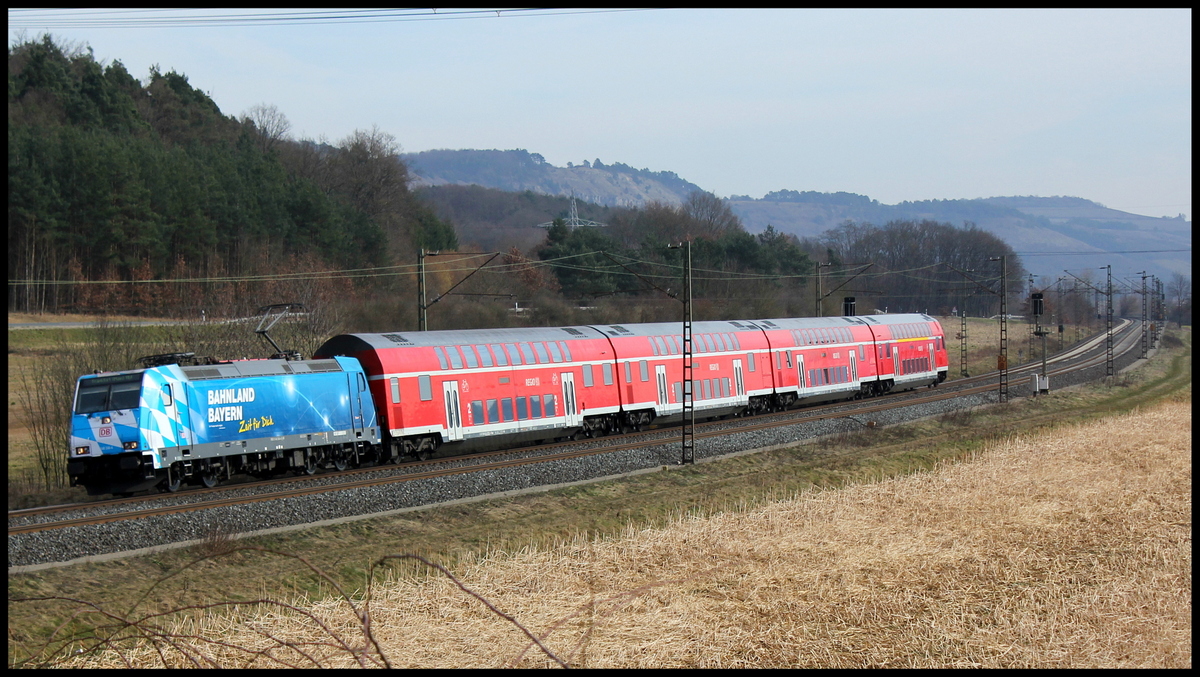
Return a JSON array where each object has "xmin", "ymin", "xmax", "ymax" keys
[{"xmin": 67, "ymin": 314, "xmax": 947, "ymax": 496}]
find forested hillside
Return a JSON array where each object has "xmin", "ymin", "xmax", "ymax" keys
[{"xmin": 8, "ymin": 35, "xmax": 455, "ymax": 317}]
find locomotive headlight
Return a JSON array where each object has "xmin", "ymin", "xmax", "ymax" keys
[
  {"xmin": 123, "ymin": 441, "xmax": 139, "ymax": 450},
  {"xmin": 75, "ymin": 446, "xmax": 89, "ymax": 456},
  {"xmin": 101, "ymin": 416, "xmax": 112, "ymax": 424}
]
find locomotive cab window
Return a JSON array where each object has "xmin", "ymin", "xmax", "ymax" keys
[
  {"xmin": 74, "ymin": 374, "xmax": 142, "ymax": 414},
  {"xmin": 161, "ymin": 384, "xmax": 173, "ymax": 407}
]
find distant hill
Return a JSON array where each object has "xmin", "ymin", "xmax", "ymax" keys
[
  {"xmin": 728, "ymin": 192, "xmax": 1191, "ymax": 282},
  {"xmin": 404, "ymin": 149, "xmax": 704, "ymax": 207},
  {"xmin": 400, "ymin": 148, "xmax": 1190, "ymax": 282}
]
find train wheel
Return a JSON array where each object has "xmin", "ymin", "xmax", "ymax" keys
[
  {"xmin": 199, "ymin": 471, "xmax": 219, "ymax": 489},
  {"xmin": 301, "ymin": 454, "xmax": 318, "ymax": 475},
  {"xmin": 334, "ymin": 454, "xmax": 349, "ymax": 472},
  {"xmin": 417, "ymin": 450, "xmax": 430, "ymax": 461},
  {"xmin": 161, "ymin": 466, "xmax": 182, "ymax": 493}
]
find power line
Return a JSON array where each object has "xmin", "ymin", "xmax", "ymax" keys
[{"xmin": 8, "ymin": 8, "xmax": 654, "ymax": 30}]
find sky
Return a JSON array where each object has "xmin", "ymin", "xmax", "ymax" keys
[{"xmin": 8, "ymin": 8, "xmax": 1193, "ymax": 220}]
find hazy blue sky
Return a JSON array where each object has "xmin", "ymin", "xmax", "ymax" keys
[{"xmin": 9, "ymin": 8, "xmax": 1192, "ymax": 219}]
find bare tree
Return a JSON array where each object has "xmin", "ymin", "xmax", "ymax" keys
[
  {"xmin": 1167, "ymin": 272, "xmax": 1191, "ymax": 327},
  {"xmin": 240, "ymin": 103, "xmax": 292, "ymax": 153},
  {"xmin": 682, "ymin": 191, "xmax": 743, "ymax": 239}
]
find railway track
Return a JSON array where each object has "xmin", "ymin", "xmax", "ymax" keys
[{"xmin": 8, "ymin": 319, "xmax": 1145, "ymax": 541}]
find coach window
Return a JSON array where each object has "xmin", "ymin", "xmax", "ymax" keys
[
  {"xmin": 544, "ymin": 394, "xmax": 557, "ymax": 417},
  {"xmin": 461, "ymin": 346, "xmax": 478, "ymax": 368},
  {"xmin": 419, "ymin": 375, "xmax": 433, "ymax": 401},
  {"xmin": 624, "ymin": 361, "xmax": 632, "ymax": 383},
  {"xmin": 530, "ymin": 395, "xmax": 543, "ymax": 418},
  {"xmin": 505, "ymin": 343, "xmax": 523, "ymax": 365},
  {"xmin": 650, "ymin": 339, "xmax": 660, "ymax": 356},
  {"xmin": 776, "ymin": 352, "xmax": 783, "ymax": 370},
  {"xmin": 673, "ymin": 382, "xmax": 682, "ymax": 403},
  {"xmin": 704, "ymin": 334, "xmax": 717, "ymax": 352},
  {"xmin": 824, "ymin": 368, "xmax": 831, "ymax": 384},
  {"xmin": 521, "ymin": 343, "xmax": 538, "ymax": 365},
  {"xmin": 446, "ymin": 347, "xmax": 463, "ymax": 369},
  {"xmin": 390, "ymin": 377, "xmax": 400, "ymax": 403},
  {"xmin": 583, "ymin": 364, "xmax": 594, "ymax": 387},
  {"xmin": 548, "ymin": 341, "xmax": 563, "ymax": 363},
  {"xmin": 785, "ymin": 351, "xmax": 793, "ymax": 369},
  {"xmin": 434, "ymin": 347, "xmax": 449, "ymax": 370},
  {"xmin": 470, "ymin": 401, "xmax": 484, "ymax": 425},
  {"xmin": 486, "ymin": 399, "xmax": 499, "ymax": 423},
  {"xmin": 501, "ymin": 398, "xmax": 514, "ymax": 422},
  {"xmin": 473, "ymin": 345, "xmax": 491, "ymax": 368},
  {"xmin": 672, "ymin": 335, "xmax": 683, "ymax": 354},
  {"xmin": 482, "ymin": 345, "xmax": 501, "ymax": 367},
  {"xmin": 702, "ymin": 379, "xmax": 711, "ymax": 400},
  {"xmin": 603, "ymin": 363, "xmax": 614, "ymax": 385},
  {"xmin": 639, "ymin": 360, "xmax": 649, "ymax": 382},
  {"xmin": 517, "ymin": 397, "xmax": 528, "ymax": 420},
  {"xmin": 722, "ymin": 378, "xmax": 731, "ymax": 398},
  {"xmin": 693, "ymin": 337, "xmax": 705, "ymax": 354},
  {"xmin": 560, "ymin": 341, "xmax": 573, "ymax": 361},
  {"xmin": 712, "ymin": 334, "xmax": 725, "ymax": 351},
  {"xmin": 533, "ymin": 342, "xmax": 550, "ymax": 364}
]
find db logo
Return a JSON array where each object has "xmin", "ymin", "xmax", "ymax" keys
[{"xmin": 98, "ymin": 426, "xmax": 114, "ymax": 437}]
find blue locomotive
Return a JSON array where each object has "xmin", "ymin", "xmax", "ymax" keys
[{"xmin": 67, "ymin": 355, "xmax": 380, "ymax": 495}]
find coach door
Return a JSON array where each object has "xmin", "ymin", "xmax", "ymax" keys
[
  {"xmin": 849, "ymin": 351, "xmax": 858, "ymax": 382},
  {"xmin": 928, "ymin": 342, "xmax": 935, "ymax": 372},
  {"xmin": 733, "ymin": 359, "xmax": 744, "ymax": 398},
  {"xmin": 442, "ymin": 381, "xmax": 463, "ymax": 442},
  {"xmin": 655, "ymin": 365, "xmax": 668, "ymax": 409},
  {"xmin": 795, "ymin": 355, "xmax": 805, "ymax": 391},
  {"xmin": 893, "ymin": 346, "xmax": 901, "ymax": 377},
  {"xmin": 560, "ymin": 372, "xmax": 580, "ymax": 427},
  {"xmin": 351, "ymin": 372, "xmax": 368, "ymax": 439}
]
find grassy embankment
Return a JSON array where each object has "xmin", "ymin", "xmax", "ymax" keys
[{"xmin": 6, "ymin": 317, "xmax": 1189, "ymax": 667}]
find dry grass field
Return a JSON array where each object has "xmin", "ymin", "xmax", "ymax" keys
[{"xmin": 57, "ymin": 397, "xmax": 1191, "ymax": 668}]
